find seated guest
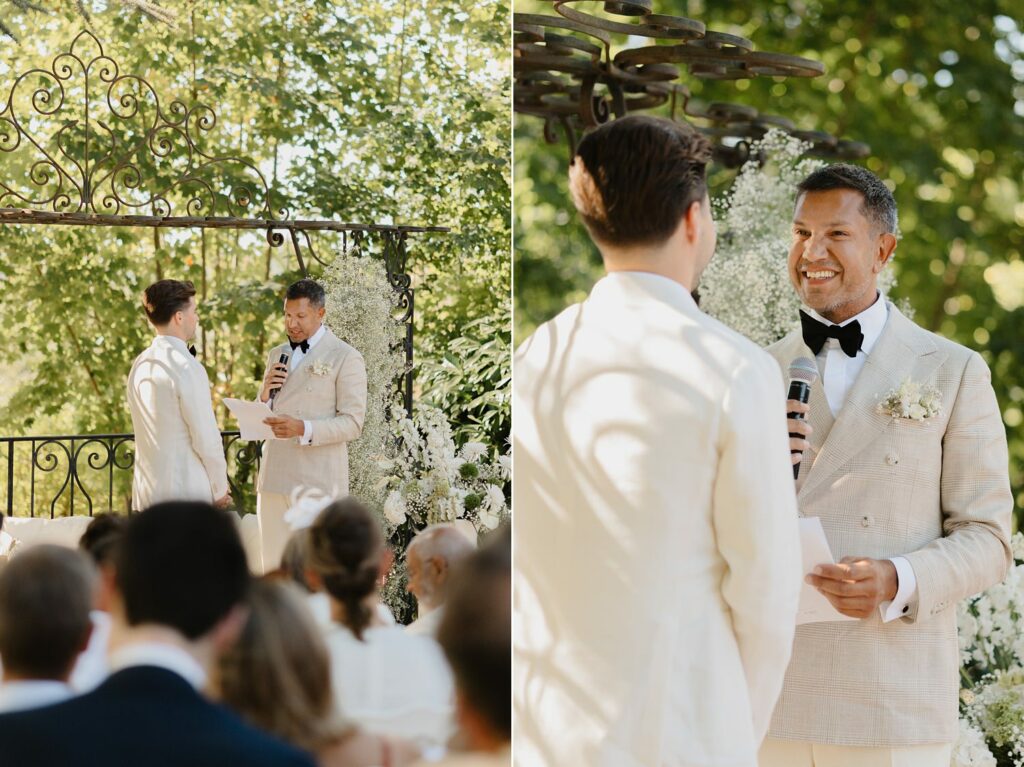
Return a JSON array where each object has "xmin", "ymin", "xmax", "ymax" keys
[
  {"xmin": 280, "ymin": 525, "xmax": 397, "ymax": 629},
  {"xmin": 421, "ymin": 526, "xmax": 511, "ymax": 766},
  {"xmin": 217, "ymin": 578, "xmax": 420, "ymax": 767},
  {"xmin": 71, "ymin": 513, "xmax": 127, "ymax": 692},
  {"xmin": 405, "ymin": 525, "xmax": 475, "ymax": 637},
  {"xmin": 309, "ymin": 499, "xmax": 456, "ymax": 751},
  {"xmin": 0, "ymin": 545, "xmax": 95, "ymax": 713},
  {"xmin": 0, "ymin": 501, "xmax": 316, "ymax": 767}
]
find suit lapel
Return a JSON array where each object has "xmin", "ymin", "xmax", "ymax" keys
[
  {"xmin": 798, "ymin": 304, "xmax": 941, "ymax": 500},
  {"xmin": 275, "ymin": 329, "xmax": 338, "ymax": 408}
]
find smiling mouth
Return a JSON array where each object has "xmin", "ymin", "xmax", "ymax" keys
[{"xmin": 802, "ymin": 268, "xmax": 839, "ymax": 282}]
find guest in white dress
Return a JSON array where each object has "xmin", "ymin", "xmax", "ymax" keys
[
  {"xmin": 0, "ymin": 545, "xmax": 96, "ymax": 712},
  {"xmin": 309, "ymin": 499, "xmax": 456, "ymax": 751},
  {"xmin": 70, "ymin": 514, "xmax": 127, "ymax": 693},
  {"xmin": 405, "ymin": 525, "xmax": 475, "ymax": 638},
  {"xmin": 216, "ymin": 579, "xmax": 421, "ymax": 767}
]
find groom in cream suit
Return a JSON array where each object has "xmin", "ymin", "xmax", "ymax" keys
[
  {"xmin": 127, "ymin": 279, "xmax": 230, "ymax": 511},
  {"xmin": 514, "ymin": 116, "xmax": 802, "ymax": 767},
  {"xmin": 256, "ymin": 279, "xmax": 367, "ymax": 572},
  {"xmin": 761, "ymin": 165, "xmax": 1013, "ymax": 767}
]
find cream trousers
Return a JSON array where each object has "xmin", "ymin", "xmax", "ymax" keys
[{"xmin": 760, "ymin": 738, "xmax": 952, "ymax": 767}]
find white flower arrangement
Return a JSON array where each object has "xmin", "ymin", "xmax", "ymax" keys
[
  {"xmin": 375, "ymin": 403, "xmax": 510, "ymax": 536},
  {"xmin": 310, "ymin": 359, "xmax": 332, "ymax": 378},
  {"xmin": 876, "ymin": 378, "xmax": 943, "ymax": 422},
  {"xmin": 956, "ymin": 532, "xmax": 1024, "ymax": 765}
]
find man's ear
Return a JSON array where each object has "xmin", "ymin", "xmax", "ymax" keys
[
  {"xmin": 683, "ymin": 199, "xmax": 703, "ymax": 243},
  {"xmin": 875, "ymin": 232, "xmax": 898, "ymax": 272},
  {"xmin": 428, "ymin": 555, "xmax": 449, "ymax": 584}
]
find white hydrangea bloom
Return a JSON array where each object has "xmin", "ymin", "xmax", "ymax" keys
[
  {"xmin": 383, "ymin": 490, "xmax": 407, "ymax": 526},
  {"xmin": 951, "ymin": 719, "xmax": 996, "ymax": 767}
]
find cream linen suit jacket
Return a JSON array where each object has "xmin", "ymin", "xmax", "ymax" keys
[
  {"xmin": 766, "ymin": 302, "xmax": 1012, "ymax": 746},
  {"xmin": 256, "ymin": 328, "xmax": 367, "ymax": 497},
  {"xmin": 127, "ymin": 336, "xmax": 229, "ymax": 511},
  {"xmin": 514, "ymin": 272, "xmax": 802, "ymax": 767}
]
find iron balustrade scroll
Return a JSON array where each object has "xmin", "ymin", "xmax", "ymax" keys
[
  {"xmin": 513, "ymin": 2, "xmax": 871, "ymax": 166},
  {"xmin": 0, "ymin": 432, "xmax": 262, "ymax": 518}
]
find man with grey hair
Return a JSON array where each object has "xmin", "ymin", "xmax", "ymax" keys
[
  {"xmin": 405, "ymin": 525, "xmax": 475, "ymax": 637},
  {"xmin": 0, "ymin": 545, "xmax": 96, "ymax": 712}
]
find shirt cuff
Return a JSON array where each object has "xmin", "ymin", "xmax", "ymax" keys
[
  {"xmin": 300, "ymin": 420, "xmax": 313, "ymax": 446},
  {"xmin": 879, "ymin": 556, "xmax": 917, "ymax": 622}
]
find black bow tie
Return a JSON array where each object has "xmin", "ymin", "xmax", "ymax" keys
[
  {"xmin": 188, "ymin": 345, "xmax": 197, "ymax": 358},
  {"xmin": 800, "ymin": 310, "xmax": 864, "ymax": 357},
  {"xmin": 289, "ymin": 339, "xmax": 310, "ymax": 354}
]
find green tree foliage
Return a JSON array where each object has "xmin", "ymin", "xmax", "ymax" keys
[
  {"xmin": 514, "ymin": 0, "xmax": 1024, "ymax": 522},
  {"xmin": 0, "ymin": 0, "xmax": 509, "ymax": 514}
]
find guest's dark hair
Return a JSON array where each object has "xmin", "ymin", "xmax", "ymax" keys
[
  {"xmin": 79, "ymin": 513, "xmax": 127, "ymax": 567},
  {"xmin": 285, "ymin": 279, "xmax": 326, "ymax": 309},
  {"xmin": 796, "ymin": 163, "xmax": 898, "ymax": 234},
  {"xmin": 569, "ymin": 115, "xmax": 713, "ymax": 248},
  {"xmin": 116, "ymin": 501, "xmax": 249, "ymax": 640},
  {"xmin": 0, "ymin": 545, "xmax": 96, "ymax": 679},
  {"xmin": 142, "ymin": 279, "xmax": 196, "ymax": 326},
  {"xmin": 308, "ymin": 499, "xmax": 382, "ymax": 640},
  {"xmin": 437, "ymin": 524, "xmax": 511, "ymax": 740}
]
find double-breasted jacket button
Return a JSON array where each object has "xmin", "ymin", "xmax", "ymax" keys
[
  {"xmin": 861, "ymin": 515, "xmax": 873, "ymax": 527},
  {"xmin": 885, "ymin": 453, "xmax": 899, "ymax": 466}
]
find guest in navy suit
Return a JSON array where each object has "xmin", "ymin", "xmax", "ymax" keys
[{"xmin": 0, "ymin": 501, "xmax": 316, "ymax": 767}]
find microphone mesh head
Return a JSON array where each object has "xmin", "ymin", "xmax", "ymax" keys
[{"xmin": 788, "ymin": 357, "xmax": 819, "ymax": 385}]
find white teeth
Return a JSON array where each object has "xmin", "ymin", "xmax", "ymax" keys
[{"xmin": 805, "ymin": 270, "xmax": 837, "ymax": 279}]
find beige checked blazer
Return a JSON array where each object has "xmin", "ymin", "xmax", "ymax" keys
[
  {"xmin": 766, "ymin": 302, "xmax": 1012, "ymax": 746},
  {"xmin": 256, "ymin": 328, "xmax": 367, "ymax": 497}
]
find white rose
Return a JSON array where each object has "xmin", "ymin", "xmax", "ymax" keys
[
  {"xmin": 383, "ymin": 490, "xmax": 407, "ymax": 526},
  {"xmin": 907, "ymin": 403, "xmax": 927, "ymax": 421},
  {"xmin": 461, "ymin": 441, "xmax": 488, "ymax": 461},
  {"xmin": 478, "ymin": 509, "xmax": 500, "ymax": 531},
  {"xmin": 485, "ymin": 484, "xmax": 506, "ymax": 513}
]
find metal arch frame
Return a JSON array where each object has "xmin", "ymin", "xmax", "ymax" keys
[{"xmin": 0, "ymin": 30, "xmax": 446, "ymax": 415}]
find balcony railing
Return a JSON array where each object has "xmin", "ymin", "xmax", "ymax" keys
[{"xmin": 0, "ymin": 433, "xmax": 262, "ymax": 518}]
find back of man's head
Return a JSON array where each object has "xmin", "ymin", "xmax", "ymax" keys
[
  {"xmin": 437, "ymin": 526, "xmax": 511, "ymax": 746},
  {"xmin": 116, "ymin": 501, "xmax": 249, "ymax": 640},
  {"xmin": 79, "ymin": 513, "xmax": 127, "ymax": 568},
  {"xmin": 0, "ymin": 545, "xmax": 96, "ymax": 680},
  {"xmin": 569, "ymin": 115, "xmax": 713, "ymax": 249}
]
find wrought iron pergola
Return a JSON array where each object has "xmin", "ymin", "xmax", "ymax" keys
[
  {"xmin": 0, "ymin": 31, "xmax": 449, "ymax": 517},
  {"xmin": 514, "ymin": 1, "xmax": 871, "ymax": 165},
  {"xmin": 0, "ymin": 30, "xmax": 448, "ymax": 414}
]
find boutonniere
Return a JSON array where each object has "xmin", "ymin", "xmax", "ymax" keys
[
  {"xmin": 310, "ymin": 360, "xmax": 332, "ymax": 377},
  {"xmin": 877, "ymin": 378, "xmax": 943, "ymax": 422}
]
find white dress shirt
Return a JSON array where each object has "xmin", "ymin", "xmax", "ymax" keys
[
  {"xmin": 0, "ymin": 680, "xmax": 73, "ymax": 713},
  {"xmin": 406, "ymin": 606, "xmax": 444, "ymax": 638},
  {"xmin": 283, "ymin": 324, "xmax": 327, "ymax": 446},
  {"xmin": 804, "ymin": 293, "xmax": 917, "ymax": 622},
  {"xmin": 109, "ymin": 641, "xmax": 207, "ymax": 690}
]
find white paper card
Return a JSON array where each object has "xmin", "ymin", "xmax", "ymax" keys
[
  {"xmin": 797, "ymin": 517, "xmax": 858, "ymax": 625},
  {"xmin": 223, "ymin": 398, "xmax": 278, "ymax": 442}
]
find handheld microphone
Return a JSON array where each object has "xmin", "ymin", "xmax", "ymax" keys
[
  {"xmin": 787, "ymin": 357, "xmax": 819, "ymax": 480},
  {"xmin": 269, "ymin": 352, "xmax": 290, "ymax": 404}
]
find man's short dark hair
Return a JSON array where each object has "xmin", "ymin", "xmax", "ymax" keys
[
  {"xmin": 285, "ymin": 279, "xmax": 326, "ymax": 309},
  {"xmin": 142, "ymin": 279, "xmax": 196, "ymax": 326},
  {"xmin": 796, "ymin": 163, "xmax": 898, "ymax": 234},
  {"xmin": 0, "ymin": 545, "xmax": 96, "ymax": 679},
  {"xmin": 437, "ymin": 524, "xmax": 511, "ymax": 741},
  {"xmin": 116, "ymin": 502, "xmax": 249, "ymax": 640},
  {"xmin": 569, "ymin": 115, "xmax": 713, "ymax": 248},
  {"xmin": 79, "ymin": 513, "xmax": 127, "ymax": 567}
]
